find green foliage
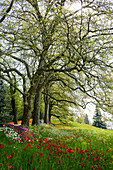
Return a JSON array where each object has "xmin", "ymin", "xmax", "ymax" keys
[
  {"xmin": 0, "ymin": 114, "xmax": 13, "ymax": 126},
  {"xmin": 1, "ymin": 0, "xmax": 113, "ymax": 126},
  {"xmin": 14, "ymin": 92, "xmax": 23, "ymax": 120},
  {"xmin": 76, "ymin": 116, "xmax": 85, "ymax": 124}
]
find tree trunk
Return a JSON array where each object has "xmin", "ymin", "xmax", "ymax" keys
[
  {"xmin": 22, "ymin": 76, "xmax": 39, "ymax": 126},
  {"xmin": 44, "ymin": 88, "xmax": 49, "ymax": 124},
  {"xmin": 32, "ymin": 89, "xmax": 41, "ymax": 125},
  {"xmin": 49, "ymin": 103, "xmax": 52, "ymax": 123},
  {"xmin": 11, "ymin": 97, "xmax": 18, "ymax": 124},
  {"xmin": 44, "ymin": 99, "xmax": 49, "ymax": 124},
  {"xmin": 10, "ymin": 85, "xmax": 18, "ymax": 124},
  {"xmin": 22, "ymin": 92, "xmax": 34, "ymax": 126},
  {"xmin": 22, "ymin": 72, "xmax": 53, "ymax": 126}
]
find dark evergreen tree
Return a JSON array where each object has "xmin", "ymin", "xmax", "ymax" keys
[
  {"xmin": 0, "ymin": 79, "xmax": 12, "ymax": 126},
  {"xmin": 93, "ymin": 105, "xmax": 107, "ymax": 129},
  {"xmin": 84, "ymin": 114, "xmax": 89, "ymax": 124}
]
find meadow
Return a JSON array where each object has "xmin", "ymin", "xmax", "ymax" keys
[{"xmin": 0, "ymin": 119, "xmax": 113, "ymax": 170}]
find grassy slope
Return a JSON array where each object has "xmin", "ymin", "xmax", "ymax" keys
[{"xmin": 0, "ymin": 118, "xmax": 113, "ymax": 169}]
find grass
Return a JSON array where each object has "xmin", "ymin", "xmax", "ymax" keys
[{"xmin": 0, "ymin": 118, "xmax": 113, "ymax": 170}]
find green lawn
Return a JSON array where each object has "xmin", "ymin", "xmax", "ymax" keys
[{"xmin": 0, "ymin": 120, "xmax": 113, "ymax": 169}]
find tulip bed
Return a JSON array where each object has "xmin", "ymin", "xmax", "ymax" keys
[{"xmin": 0, "ymin": 122, "xmax": 113, "ymax": 170}]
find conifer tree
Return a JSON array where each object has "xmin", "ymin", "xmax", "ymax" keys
[
  {"xmin": 84, "ymin": 114, "xmax": 89, "ymax": 124},
  {"xmin": 93, "ymin": 105, "xmax": 107, "ymax": 129},
  {"xmin": 0, "ymin": 79, "xmax": 12, "ymax": 126}
]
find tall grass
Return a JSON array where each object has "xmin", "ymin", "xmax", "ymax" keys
[{"xmin": 0, "ymin": 121, "xmax": 113, "ymax": 170}]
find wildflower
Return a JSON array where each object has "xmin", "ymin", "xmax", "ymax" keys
[
  {"xmin": 31, "ymin": 155, "xmax": 34, "ymax": 158},
  {"xmin": 6, "ymin": 164, "xmax": 9, "ymax": 167},
  {"xmin": 72, "ymin": 149, "xmax": 75, "ymax": 153},
  {"xmin": 76, "ymin": 148, "xmax": 79, "ymax": 151},
  {"xmin": 0, "ymin": 145, "xmax": 3, "ymax": 148},
  {"xmin": 11, "ymin": 153, "xmax": 14, "ymax": 158},
  {"xmin": 79, "ymin": 163, "xmax": 85, "ymax": 167},
  {"xmin": 8, "ymin": 166, "xmax": 14, "ymax": 169},
  {"xmin": 97, "ymin": 166, "xmax": 101, "ymax": 170},
  {"xmin": 40, "ymin": 153, "xmax": 43, "ymax": 157},
  {"xmin": 7, "ymin": 156, "xmax": 10, "ymax": 159},
  {"xmin": 19, "ymin": 140, "xmax": 23, "ymax": 143},
  {"xmin": 85, "ymin": 149, "xmax": 88, "ymax": 152},
  {"xmin": 103, "ymin": 163, "xmax": 106, "ymax": 166},
  {"xmin": 30, "ymin": 147, "xmax": 33, "ymax": 149},
  {"xmin": 97, "ymin": 155, "xmax": 100, "ymax": 161},
  {"xmin": 93, "ymin": 158, "xmax": 96, "ymax": 161}
]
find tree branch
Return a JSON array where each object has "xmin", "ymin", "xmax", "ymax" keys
[{"xmin": 0, "ymin": 0, "xmax": 14, "ymax": 23}]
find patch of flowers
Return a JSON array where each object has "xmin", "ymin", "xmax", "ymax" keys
[
  {"xmin": 5, "ymin": 124, "xmax": 29, "ymax": 132},
  {"xmin": 0, "ymin": 123, "xmax": 113, "ymax": 169},
  {"xmin": 1, "ymin": 126, "xmax": 22, "ymax": 143}
]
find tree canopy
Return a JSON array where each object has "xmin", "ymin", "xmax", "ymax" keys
[{"xmin": 0, "ymin": 0, "xmax": 113, "ymax": 126}]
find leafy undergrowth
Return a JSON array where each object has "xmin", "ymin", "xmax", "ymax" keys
[{"xmin": 0, "ymin": 121, "xmax": 113, "ymax": 170}]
